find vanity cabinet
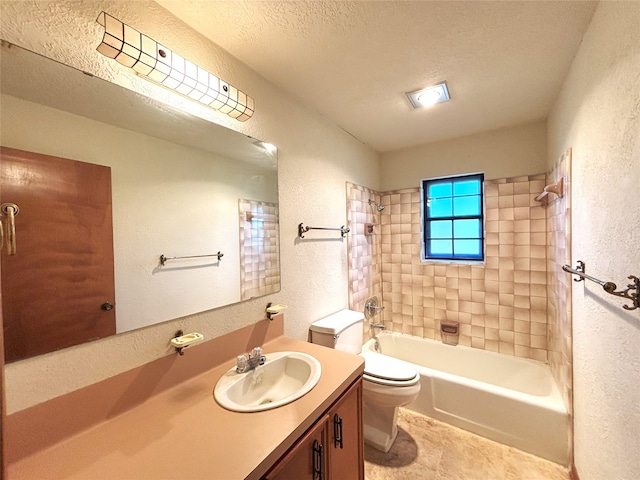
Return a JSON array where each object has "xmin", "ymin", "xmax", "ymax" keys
[
  {"xmin": 5, "ymin": 333, "xmax": 365, "ymax": 480},
  {"xmin": 263, "ymin": 414, "xmax": 329, "ymax": 480},
  {"xmin": 263, "ymin": 378, "xmax": 363, "ymax": 480},
  {"xmin": 327, "ymin": 378, "xmax": 363, "ymax": 479}
]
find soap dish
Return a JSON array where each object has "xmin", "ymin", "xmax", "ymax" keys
[{"xmin": 171, "ymin": 332, "xmax": 204, "ymax": 355}]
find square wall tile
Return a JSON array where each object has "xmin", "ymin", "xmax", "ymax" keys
[{"xmin": 350, "ymin": 171, "xmax": 557, "ymax": 365}]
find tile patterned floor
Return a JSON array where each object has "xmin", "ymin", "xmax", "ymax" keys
[{"xmin": 364, "ymin": 409, "xmax": 569, "ymax": 480}]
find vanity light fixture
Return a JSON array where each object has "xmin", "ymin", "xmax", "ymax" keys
[
  {"xmin": 406, "ymin": 82, "xmax": 450, "ymax": 109},
  {"xmin": 96, "ymin": 12, "xmax": 254, "ymax": 122}
]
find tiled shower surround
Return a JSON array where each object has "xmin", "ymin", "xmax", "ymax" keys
[
  {"xmin": 347, "ymin": 185, "xmax": 384, "ymax": 315},
  {"xmin": 546, "ymin": 150, "xmax": 573, "ymax": 446},
  {"xmin": 347, "ymin": 173, "xmax": 556, "ymax": 363},
  {"xmin": 238, "ymin": 199, "xmax": 280, "ymax": 300}
]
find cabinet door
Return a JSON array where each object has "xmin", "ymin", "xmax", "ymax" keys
[
  {"xmin": 328, "ymin": 378, "xmax": 364, "ymax": 480},
  {"xmin": 264, "ymin": 414, "xmax": 329, "ymax": 480}
]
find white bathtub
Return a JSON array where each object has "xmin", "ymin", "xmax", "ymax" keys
[{"xmin": 362, "ymin": 332, "xmax": 568, "ymax": 464}]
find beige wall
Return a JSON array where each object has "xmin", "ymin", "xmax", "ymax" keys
[
  {"xmin": 380, "ymin": 120, "xmax": 547, "ymax": 190},
  {"xmin": 0, "ymin": 1, "xmax": 379, "ymax": 414},
  {"xmin": 547, "ymin": 2, "xmax": 640, "ymax": 478}
]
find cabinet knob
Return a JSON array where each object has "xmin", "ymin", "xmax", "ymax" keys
[{"xmin": 101, "ymin": 302, "xmax": 114, "ymax": 311}]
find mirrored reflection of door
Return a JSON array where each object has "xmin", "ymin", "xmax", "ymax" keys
[{"xmin": 0, "ymin": 147, "xmax": 116, "ymax": 362}]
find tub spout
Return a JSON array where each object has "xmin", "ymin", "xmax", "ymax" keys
[{"xmin": 370, "ymin": 322, "xmax": 385, "ymax": 331}]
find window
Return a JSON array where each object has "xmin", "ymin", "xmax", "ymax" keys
[{"xmin": 421, "ymin": 173, "xmax": 484, "ymax": 262}]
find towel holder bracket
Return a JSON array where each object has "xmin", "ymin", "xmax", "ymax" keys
[{"xmin": 562, "ymin": 261, "xmax": 639, "ymax": 311}]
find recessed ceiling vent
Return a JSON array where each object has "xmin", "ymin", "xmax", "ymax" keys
[{"xmin": 406, "ymin": 82, "xmax": 450, "ymax": 108}]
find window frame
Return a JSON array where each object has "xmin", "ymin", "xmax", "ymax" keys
[{"xmin": 421, "ymin": 172, "xmax": 485, "ymax": 263}]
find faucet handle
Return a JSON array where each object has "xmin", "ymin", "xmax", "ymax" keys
[
  {"xmin": 236, "ymin": 354, "xmax": 248, "ymax": 372},
  {"xmin": 251, "ymin": 346, "xmax": 263, "ymax": 358}
]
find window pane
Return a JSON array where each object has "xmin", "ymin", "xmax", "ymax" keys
[
  {"xmin": 429, "ymin": 220, "xmax": 451, "ymax": 239},
  {"xmin": 453, "ymin": 196, "xmax": 480, "ymax": 216},
  {"xmin": 428, "ymin": 182, "xmax": 452, "ymax": 198},
  {"xmin": 428, "ymin": 198, "xmax": 452, "ymax": 218},
  {"xmin": 453, "ymin": 219, "xmax": 481, "ymax": 238},
  {"xmin": 430, "ymin": 239, "xmax": 452, "ymax": 256},
  {"xmin": 454, "ymin": 239, "xmax": 482, "ymax": 257},
  {"xmin": 453, "ymin": 180, "xmax": 480, "ymax": 196},
  {"xmin": 422, "ymin": 173, "xmax": 484, "ymax": 262}
]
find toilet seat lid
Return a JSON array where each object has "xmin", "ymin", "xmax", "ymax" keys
[{"xmin": 362, "ymin": 353, "xmax": 418, "ymax": 382}]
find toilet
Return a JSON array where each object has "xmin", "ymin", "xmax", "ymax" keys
[{"xmin": 310, "ymin": 309, "xmax": 420, "ymax": 452}]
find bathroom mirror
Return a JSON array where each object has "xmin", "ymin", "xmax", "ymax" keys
[{"xmin": 0, "ymin": 43, "xmax": 280, "ymax": 362}]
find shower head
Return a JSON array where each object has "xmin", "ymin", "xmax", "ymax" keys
[{"xmin": 368, "ymin": 199, "xmax": 385, "ymax": 212}]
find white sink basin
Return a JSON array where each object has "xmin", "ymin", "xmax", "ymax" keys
[{"xmin": 214, "ymin": 351, "xmax": 321, "ymax": 412}]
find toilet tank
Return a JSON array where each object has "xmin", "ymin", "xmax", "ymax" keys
[{"xmin": 309, "ymin": 309, "xmax": 365, "ymax": 355}]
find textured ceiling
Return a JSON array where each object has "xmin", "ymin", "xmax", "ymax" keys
[{"xmin": 158, "ymin": 0, "xmax": 598, "ymax": 152}]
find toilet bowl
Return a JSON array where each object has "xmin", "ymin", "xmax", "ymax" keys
[
  {"xmin": 361, "ymin": 352, "xmax": 420, "ymax": 451},
  {"xmin": 309, "ymin": 310, "xmax": 420, "ymax": 453}
]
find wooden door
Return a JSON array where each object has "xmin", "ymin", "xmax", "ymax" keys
[
  {"xmin": 264, "ymin": 415, "xmax": 329, "ymax": 480},
  {"xmin": 0, "ymin": 201, "xmax": 5, "ymax": 480},
  {"xmin": 328, "ymin": 379, "xmax": 364, "ymax": 480},
  {"xmin": 0, "ymin": 147, "xmax": 116, "ymax": 362}
]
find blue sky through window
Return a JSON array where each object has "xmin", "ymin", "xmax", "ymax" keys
[{"xmin": 422, "ymin": 174, "xmax": 484, "ymax": 261}]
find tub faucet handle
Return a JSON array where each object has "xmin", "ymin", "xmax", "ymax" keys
[{"xmin": 365, "ymin": 296, "xmax": 385, "ymax": 318}]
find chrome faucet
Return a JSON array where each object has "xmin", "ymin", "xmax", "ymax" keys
[
  {"xmin": 236, "ymin": 346, "xmax": 266, "ymax": 373},
  {"xmin": 369, "ymin": 322, "xmax": 385, "ymax": 331}
]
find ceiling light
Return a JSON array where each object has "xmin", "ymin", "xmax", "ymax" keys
[
  {"xmin": 406, "ymin": 82, "xmax": 450, "ymax": 109},
  {"xmin": 96, "ymin": 12, "xmax": 254, "ymax": 122}
]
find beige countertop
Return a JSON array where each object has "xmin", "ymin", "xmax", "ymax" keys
[{"xmin": 8, "ymin": 336, "xmax": 364, "ymax": 480}]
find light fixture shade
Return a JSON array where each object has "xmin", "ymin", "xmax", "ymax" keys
[
  {"xmin": 96, "ymin": 12, "xmax": 254, "ymax": 122},
  {"xmin": 406, "ymin": 82, "xmax": 450, "ymax": 109}
]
